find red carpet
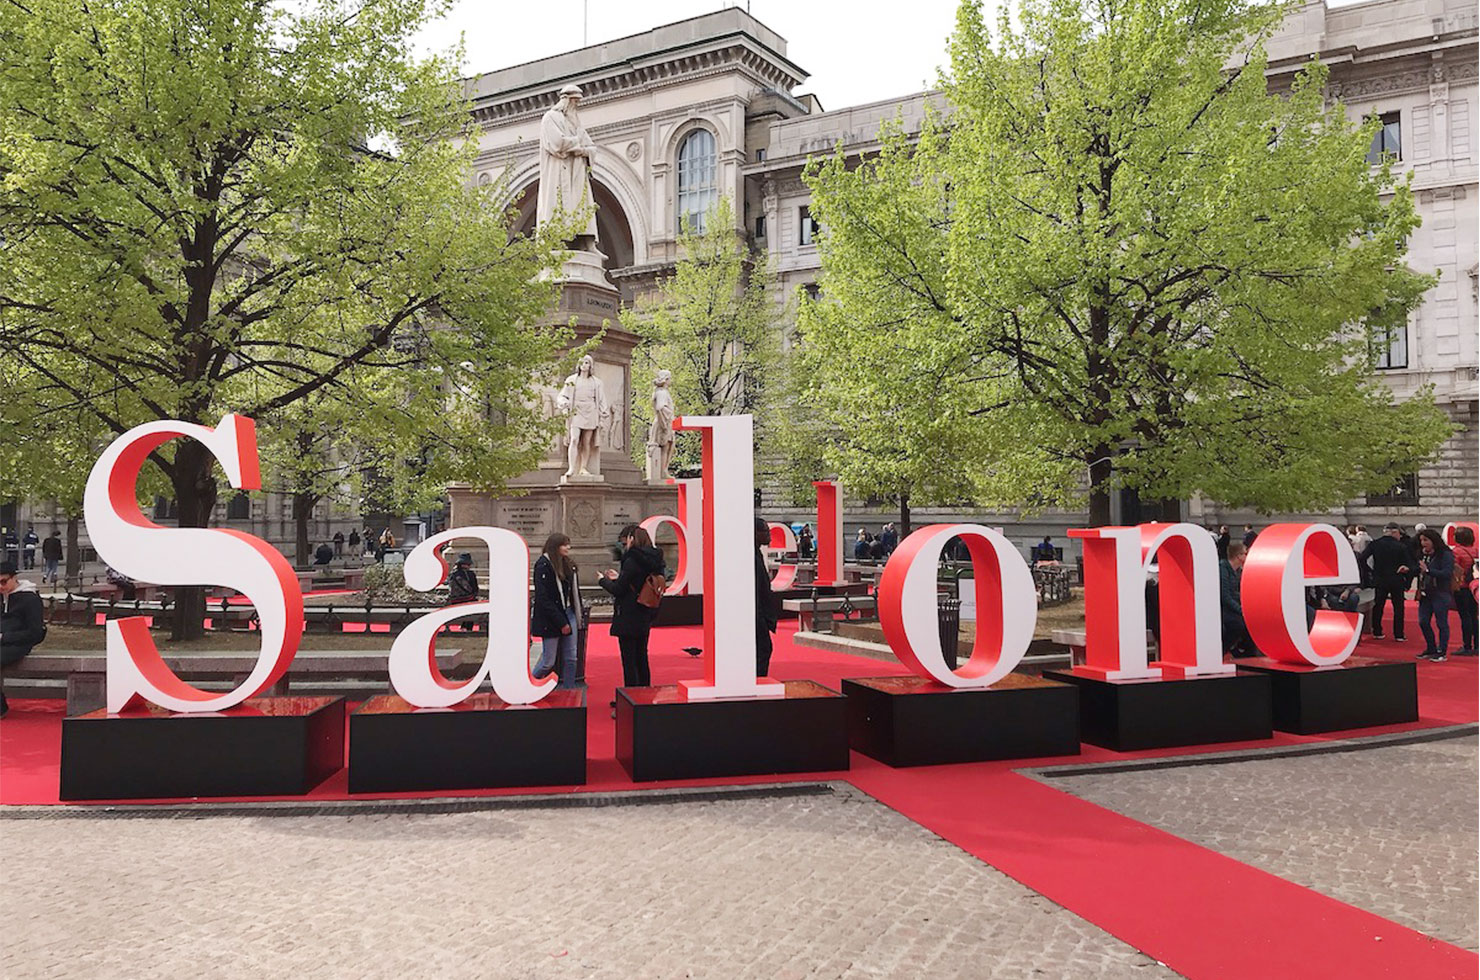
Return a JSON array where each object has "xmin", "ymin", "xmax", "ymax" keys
[{"xmin": 3, "ymin": 608, "xmax": 1475, "ymax": 978}]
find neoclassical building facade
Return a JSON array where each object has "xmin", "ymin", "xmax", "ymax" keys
[
  {"xmin": 462, "ymin": 1, "xmax": 1477, "ymax": 542},
  {"xmin": 6, "ymin": 1, "xmax": 1472, "ymax": 565}
]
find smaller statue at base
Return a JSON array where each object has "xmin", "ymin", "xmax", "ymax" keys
[
  {"xmin": 645, "ymin": 369, "xmax": 676, "ymax": 483},
  {"xmin": 559, "ymin": 355, "xmax": 611, "ymax": 480}
]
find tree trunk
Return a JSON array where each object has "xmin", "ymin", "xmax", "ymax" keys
[
  {"xmin": 65, "ymin": 514, "xmax": 81, "ymax": 587},
  {"xmin": 898, "ymin": 492, "xmax": 911, "ymax": 539},
  {"xmin": 1088, "ymin": 447, "xmax": 1114, "ymax": 528},
  {"xmin": 293, "ymin": 492, "xmax": 317, "ymax": 567},
  {"xmin": 169, "ymin": 441, "xmax": 219, "ymax": 641}
]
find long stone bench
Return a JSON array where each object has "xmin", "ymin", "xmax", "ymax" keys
[
  {"xmin": 1, "ymin": 647, "xmax": 462, "ymax": 716},
  {"xmin": 781, "ymin": 595, "xmax": 878, "ymax": 632}
]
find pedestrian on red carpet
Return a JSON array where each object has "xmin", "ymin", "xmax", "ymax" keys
[
  {"xmin": 601, "ymin": 524, "xmax": 664, "ymax": 690},
  {"xmin": 755, "ymin": 518, "xmax": 779, "ymax": 677},
  {"xmin": 1, "ymin": 560, "xmax": 48, "ymax": 719},
  {"xmin": 1449, "ymin": 526, "xmax": 1477, "ymax": 657},
  {"xmin": 532, "ymin": 533, "xmax": 582, "ymax": 687},
  {"xmin": 1414, "ymin": 529, "xmax": 1455, "ymax": 662},
  {"xmin": 1366, "ymin": 522, "xmax": 1411, "ymax": 641}
]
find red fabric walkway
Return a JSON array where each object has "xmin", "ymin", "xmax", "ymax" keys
[{"xmin": 2, "ymin": 608, "xmax": 1475, "ymax": 978}]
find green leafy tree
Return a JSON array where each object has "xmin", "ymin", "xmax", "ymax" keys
[
  {"xmin": 786, "ymin": 114, "xmax": 1074, "ymax": 534},
  {"xmin": 621, "ymin": 197, "xmax": 783, "ymax": 475},
  {"xmin": 802, "ymin": 0, "xmax": 1450, "ymax": 528},
  {"xmin": 0, "ymin": 0, "xmax": 571, "ymax": 637}
]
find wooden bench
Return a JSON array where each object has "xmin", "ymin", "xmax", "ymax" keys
[
  {"xmin": 781, "ymin": 595, "xmax": 878, "ymax": 632},
  {"xmin": 1, "ymin": 647, "xmax": 463, "ymax": 716}
]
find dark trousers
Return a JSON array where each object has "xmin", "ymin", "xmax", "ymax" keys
[
  {"xmin": 1456, "ymin": 589, "xmax": 1478, "ymax": 653},
  {"xmin": 617, "ymin": 633, "xmax": 651, "ymax": 688},
  {"xmin": 1, "ymin": 642, "xmax": 35, "ymax": 714},
  {"xmin": 757, "ymin": 628, "xmax": 774, "ymax": 677},
  {"xmin": 1222, "ymin": 616, "xmax": 1253, "ymax": 657},
  {"xmin": 1371, "ymin": 583, "xmax": 1406, "ymax": 637},
  {"xmin": 1418, "ymin": 591, "xmax": 1454, "ymax": 655}
]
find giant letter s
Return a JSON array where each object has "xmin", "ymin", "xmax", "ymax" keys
[{"xmin": 83, "ymin": 415, "xmax": 302, "ymax": 713}]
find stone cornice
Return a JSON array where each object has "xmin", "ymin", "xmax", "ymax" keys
[{"xmin": 470, "ymin": 44, "xmax": 801, "ymax": 130}]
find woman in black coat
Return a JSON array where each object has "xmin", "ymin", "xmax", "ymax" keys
[
  {"xmin": 531, "ymin": 534, "xmax": 581, "ymax": 687},
  {"xmin": 600, "ymin": 524, "xmax": 665, "ymax": 688}
]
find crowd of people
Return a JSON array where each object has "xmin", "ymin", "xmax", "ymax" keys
[{"xmin": 1214, "ymin": 521, "xmax": 1477, "ymax": 662}]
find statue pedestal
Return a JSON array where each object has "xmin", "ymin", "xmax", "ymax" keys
[{"xmin": 449, "ymin": 263, "xmax": 676, "ymax": 572}]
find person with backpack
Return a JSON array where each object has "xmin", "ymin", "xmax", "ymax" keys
[
  {"xmin": 1450, "ymin": 526, "xmax": 1477, "ymax": 657},
  {"xmin": 1414, "ymin": 528, "xmax": 1456, "ymax": 662},
  {"xmin": 600, "ymin": 524, "xmax": 665, "ymax": 692},
  {"xmin": 531, "ymin": 533, "xmax": 583, "ymax": 687}
]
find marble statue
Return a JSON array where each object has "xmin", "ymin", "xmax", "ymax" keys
[
  {"xmin": 558, "ymin": 354, "xmax": 611, "ymax": 479},
  {"xmin": 645, "ymin": 369, "xmax": 676, "ymax": 483},
  {"xmin": 538, "ymin": 84, "xmax": 599, "ymax": 250}
]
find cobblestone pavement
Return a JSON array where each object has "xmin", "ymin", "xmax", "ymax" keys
[
  {"xmin": 1, "ymin": 786, "xmax": 1177, "ymax": 980},
  {"xmin": 1047, "ymin": 735, "xmax": 1479, "ymax": 952}
]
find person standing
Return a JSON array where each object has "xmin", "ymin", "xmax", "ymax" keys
[
  {"xmin": 601, "ymin": 524, "xmax": 664, "ymax": 692},
  {"xmin": 1414, "ymin": 528, "xmax": 1455, "ymax": 662},
  {"xmin": 798, "ymin": 524, "xmax": 815, "ymax": 560},
  {"xmin": 445, "ymin": 552, "xmax": 480, "ymax": 633},
  {"xmin": 21, "ymin": 527, "xmax": 38, "ymax": 570},
  {"xmin": 333, "ymin": 531, "xmax": 345, "ymax": 558},
  {"xmin": 41, "ymin": 531, "xmax": 62, "ymax": 586},
  {"xmin": 348, "ymin": 528, "xmax": 361, "ymax": 556},
  {"xmin": 1451, "ymin": 526, "xmax": 1477, "ymax": 657},
  {"xmin": 531, "ymin": 534, "xmax": 582, "ymax": 687},
  {"xmin": 754, "ymin": 518, "xmax": 779, "ymax": 677},
  {"xmin": 1214, "ymin": 525, "xmax": 1231, "ymax": 560},
  {"xmin": 1242, "ymin": 524, "xmax": 1258, "ymax": 549},
  {"xmin": 1, "ymin": 528, "xmax": 17, "ymax": 568},
  {"xmin": 1, "ymin": 560, "xmax": 48, "ymax": 718},
  {"xmin": 1220, "ymin": 542, "xmax": 1252, "ymax": 656},
  {"xmin": 1367, "ymin": 522, "xmax": 1412, "ymax": 640}
]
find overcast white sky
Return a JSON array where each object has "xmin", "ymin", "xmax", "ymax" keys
[{"xmin": 414, "ymin": 1, "xmax": 967, "ymax": 110}]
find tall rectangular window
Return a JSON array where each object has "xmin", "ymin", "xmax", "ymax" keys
[
  {"xmin": 1366, "ymin": 111, "xmax": 1401, "ymax": 164},
  {"xmin": 799, "ymin": 205, "xmax": 820, "ymax": 246},
  {"xmin": 677, "ymin": 129, "xmax": 717, "ymax": 234},
  {"xmin": 1374, "ymin": 321, "xmax": 1408, "ymax": 369},
  {"xmin": 755, "ymin": 215, "xmax": 766, "ymax": 240}
]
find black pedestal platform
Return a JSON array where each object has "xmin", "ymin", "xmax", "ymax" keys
[
  {"xmin": 843, "ymin": 675, "xmax": 1080, "ymax": 767},
  {"xmin": 60, "ymin": 696, "xmax": 346, "ymax": 800},
  {"xmin": 348, "ymin": 690, "xmax": 586, "ymax": 793},
  {"xmin": 1232, "ymin": 656, "xmax": 1417, "ymax": 734},
  {"xmin": 651, "ymin": 593, "xmax": 704, "ymax": 627},
  {"xmin": 1043, "ymin": 669, "xmax": 1272, "ymax": 751},
  {"xmin": 616, "ymin": 680, "xmax": 848, "ymax": 781}
]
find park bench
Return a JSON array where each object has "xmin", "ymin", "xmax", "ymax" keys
[
  {"xmin": 1, "ymin": 647, "xmax": 463, "ymax": 716},
  {"xmin": 1051, "ymin": 629, "xmax": 1157, "ymax": 668},
  {"xmin": 781, "ymin": 594, "xmax": 878, "ymax": 632}
]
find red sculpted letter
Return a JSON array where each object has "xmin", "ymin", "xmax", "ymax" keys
[
  {"xmin": 879, "ymin": 524, "xmax": 1036, "ymax": 687},
  {"xmin": 84, "ymin": 415, "xmax": 302, "ymax": 713},
  {"xmin": 1242, "ymin": 523, "xmax": 1361, "ymax": 666},
  {"xmin": 813, "ymin": 480, "xmax": 844, "ymax": 587},
  {"xmin": 1070, "ymin": 523, "xmax": 1231, "ymax": 680},
  {"xmin": 672, "ymin": 414, "xmax": 781, "ymax": 700}
]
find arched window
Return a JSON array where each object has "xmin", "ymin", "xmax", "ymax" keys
[{"xmin": 676, "ymin": 129, "xmax": 717, "ymax": 234}]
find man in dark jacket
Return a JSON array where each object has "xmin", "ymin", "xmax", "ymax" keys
[
  {"xmin": 755, "ymin": 518, "xmax": 780, "ymax": 676},
  {"xmin": 1367, "ymin": 522, "xmax": 1412, "ymax": 640},
  {"xmin": 1220, "ymin": 542, "xmax": 1252, "ymax": 656},
  {"xmin": 41, "ymin": 531, "xmax": 63, "ymax": 585},
  {"xmin": 1, "ymin": 560, "xmax": 49, "ymax": 718},
  {"xmin": 446, "ymin": 553, "xmax": 480, "ymax": 632}
]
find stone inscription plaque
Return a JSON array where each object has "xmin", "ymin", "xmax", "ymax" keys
[
  {"xmin": 603, "ymin": 499, "xmax": 641, "ymax": 543},
  {"xmin": 496, "ymin": 500, "xmax": 556, "ymax": 540}
]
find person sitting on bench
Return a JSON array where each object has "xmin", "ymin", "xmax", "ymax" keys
[{"xmin": 1, "ymin": 560, "xmax": 49, "ymax": 718}]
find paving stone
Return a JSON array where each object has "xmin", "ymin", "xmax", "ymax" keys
[
  {"xmin": 1050, "ymin": 737, "xmax": 1479, "ymax": 952},
  {"xmin": 0, "ymin": 787, "xmax": 1177, "ymax": 979}
]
